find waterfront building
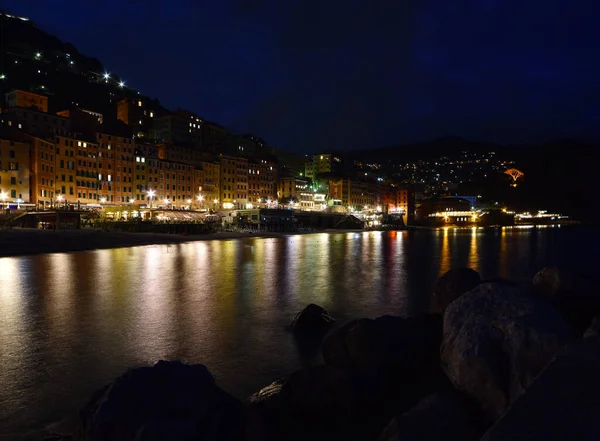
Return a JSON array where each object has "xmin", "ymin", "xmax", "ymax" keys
[
  {"xmin": 278, "ymin": 176, "xmax": 313, "ymax": 209},
  {"xmin": 248, "ymin": 157, "xmax": 277, "ymax": 206},
  {"xmin": 219, "ymin": 155, "xmax": 248, "ymax": 210},
  {"xmin": 160, "ymin": 160, "xmax": 195, "ymax": 208},
  {"xmin": 96, "ymin": 131, "xmax": 135, "ymax": 204},
  {"xmin": 328, "ymin": 178, "xmax": 379, "ymax": 211},
  {"xmin": 195, "ymin": 160, "xmax": 220, "ymax": 210},
  {"xmin": 395, "ymin": 187, "xmax": 414, "ymax": 225},
  {"xmin": 415, "ymin": 197, "xmax": 476, "ymax": 225},
  {"xmin": 27, "ymin": 134, "xmax": 55, "ymax": 208},
  {"xmin": 75, "ymin": 136, "xmax": 100, "ymax": 206},
  {"xmin": 0, "ymin": 134, "xmax": 30, "ymax": 204},
  {"xmin": 54, "ymin": 134, "xmax": 78, "ymax": 204}
]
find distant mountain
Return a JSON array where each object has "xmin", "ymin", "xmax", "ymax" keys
[{"xmin": 0, "ymin": 11, "xmax": 165, "ymax": 117}]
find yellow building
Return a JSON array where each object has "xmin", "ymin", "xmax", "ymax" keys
[
  {"xmin": 0, "ymin": 136, "xmax": 30, "ymax": 204},
  {"xmin": 76, "ymin": 138, "xmax": 100, "ymax": 206},
  {"xmin": 195, "ymin": 160, "xmax": 220, "ymax": 209},
  {"xmin": 54, "ymin": 135, "xmax": 77, "ymax": 204},
  {"xmin": 219, "ymin": 156, "xmax": 248, "ymax": 209},
  {"xmin": 5, "ymin": 89, "xmax": 48, "ymax": 113},
  {"xmin": 161, "ymin": 160, "xmax": 194, "ymax": 208}
]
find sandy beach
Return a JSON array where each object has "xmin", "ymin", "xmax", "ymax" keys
[{"xmin": 0, "ymin": 228, "xmax": 325, "ymax": 258}]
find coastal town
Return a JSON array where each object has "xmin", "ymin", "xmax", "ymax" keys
[{"xmin": 0, "ymin": 10, "xmax": 575, "ymax": 233}]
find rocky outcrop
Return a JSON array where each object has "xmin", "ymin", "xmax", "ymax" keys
[
  {"xmin": 441, "ymin": 283, "xmax": 572, "ymax": 421},
  {"xmin": 378, "ymin": 390, "xmax": 488, "ymax": 441},
  {"xmin": 322, "ymin": 314, "xmax": 443, "ymax": 375},
  {"xmin": 290, "ymin": 303, "xmax": 335, "ymax": 337},
  {"xmin": 480, "ymin": 336, "xmax": 600, "ymax": 441},
  {"xmin": 532, "ymin": 266, "xmax": 600, "ymax": 336},
  {"xmin": 77, "ymin": 360, "xmax": 243, "ymax": 441},
  {"xmin": 584, "ymin": 315, "xmax": 600, "ymax": 338},
  {"xmin": 247, "ymin": 365, "xmax": 410, "ymax": 441},
  {"xmin": 434, "ymin": 268, "xmax": 481, "ymax": 312}
]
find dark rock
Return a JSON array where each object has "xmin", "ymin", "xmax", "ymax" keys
[
  {"xmin": 434, "ymin": 268, "xmax": 481, "ymax": 312},
  {"xmin": 78, "ymin": 360, "xmax": 243, "ymax": 441},
  {"xmin": 480, "ymin": 336, "xmax": 600, "ymax": 441},
  {"xmin": 378, "ymin": 389, "xmax": 489, "ymax": 441},
  {"xmin": 247, "ymin": 365, "xmax": 412, "ymax": 441},
  {"xmin": 322, "ymin": 314, "xmax": 443, "ymax": 374},
  {"xmin": 584, "ymin": 315, "xmax": 600, "ymax": 338},
  {"xmin": 290, "ymin": 303, "xmax": 335, "ymax": 337},
  {"xmin": 532, "ymin": 266, "xmax": 600, "ymax": 336},
  {"xmin": 441, "ymin": 283, "xmax": 572, "ymax": 421}
]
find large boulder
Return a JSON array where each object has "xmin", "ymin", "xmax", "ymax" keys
[
  {"xmin": 434, "ymin": 268, "xmax": 481, "ymax": 312},
  {"xmin": 78, "ymin": 360, "xmax": 243, "ymax": 441},
  {"xmin": 290, "ymin": 303, "xmax": 335, "ymax": 337},
  {"xmin": 378, "ymin": 389, "xmax": 488, "ymax": 441},
  {"xmin": 532, "ymin": 266, "xmax": 600, "ymax": 336},
  {"xmin": 322, "ymin": 314, "xmax": 443, "ymax": 375},
  {"xmin": 247, "ymin": 365, "xmax": 412, "ymax": 441},
  {"xmin": 441, "ymin": 283, "xmax": 571, "ymax": 421}
]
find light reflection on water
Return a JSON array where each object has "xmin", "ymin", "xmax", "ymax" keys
[{"xmin": 0, "ymin": 228, "xmax": 597, "ymax": 438}]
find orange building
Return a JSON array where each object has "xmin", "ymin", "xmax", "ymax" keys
[
  {"xmin": 96, "ymin": 132, "xmax": 134, "ymax": 204},
  {"xmin": 248, "ymin": 157, "xmax": 277, "ymax": 205},
  {"xmin": 5, "ymin": 89, "xmax": 48, "ymax": 113},
  {"xmin": 28, "ymin": 135, "xmax": 55, "ymax": 207}
]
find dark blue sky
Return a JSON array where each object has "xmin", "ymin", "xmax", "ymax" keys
[{"xmin": 5, "ymin": 0, "xmax": 600, "ymax": 152}]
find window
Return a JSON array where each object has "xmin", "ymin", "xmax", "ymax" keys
[
  {"xmin": 10, "ymin": 150, "xmax": 15, "ymax": 158},
  {"xmin": 11, "ymin": 190, "xmax": 16, "ymax": 198},
  {"xmin": 10, "ymin": 177, "xmax": 16, "ymax": 185},
  {"xmin": 9, "ymin": 162, "xmax": 18, "ymax": 170}
]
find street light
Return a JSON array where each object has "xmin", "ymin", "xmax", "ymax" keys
[
  {"xmin": 0, "ymin": 191, "xmax": 7, "ymax": 209},
  {"xmin": 147, "ymin": 189, "xmax": 155, "ymax": 208},
  {"xmin": 100, "ymin": 197, "xmax": 107, "ymax": 204}
]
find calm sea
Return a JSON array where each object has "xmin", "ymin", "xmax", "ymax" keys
[{"xmin": 0, "ymin": 227, "xmax": 598, "ymax": 438}]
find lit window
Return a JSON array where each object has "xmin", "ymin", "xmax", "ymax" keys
[
  {"xmin": 99, "ymin": 174, "xmax": 102, "ymax": 180},
  {"xmin": 83, "ymin": 142, "xmax": 87, "ymax": 148},
  {"xmin": 150, "ymin": 112, "xmax": 154, "ymax": 118},
  {"xmin": 138, "ymin": 101, "xmax": 142, "ymax": 107},
  {"xmin": 141, "ymin": 158, "xmax": 145, "ymax": 163},
  {"xmin": 78, "ymin": 141, "xmax": 82, "ymax": 147},
  {"xmin": 108, "ymin": 175, "xmax": 112, "ymax": 181}
]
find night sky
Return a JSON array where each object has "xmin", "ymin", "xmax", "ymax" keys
[{"xmin": 4, "ymin": 0, "xmax": 599, "ymax": 153}]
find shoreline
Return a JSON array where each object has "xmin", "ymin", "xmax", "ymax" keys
[{"xmin": 0, "ymin": 228, "xmax": 363, "ymax": 258}]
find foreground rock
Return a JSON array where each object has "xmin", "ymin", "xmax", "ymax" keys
[
  {"xmin": 78, "ymin": 360, "xmax": 243, "ymax": 441},
  {"xmin": 321, "ymin": 314, "xmax": 443, "ymax": 375},
  {"xmin": 378, "ymin": 389, "xmax": 488, "ymax": 441},
  {"xmin": 247, "ymin": 364, "xmax": 415, "ymax": 441},
  {"xmin": 481, "ymin": 336, "xmax": 600, "ymax": 441},
  {"xmin": 533, "ymin": 266, "xmax": 600, "ymax": 336},
  {"xmin": 290, "ymin": 303, "xmax": 335, "ymax": 337},
  {"xmin": 434, "ymin": 268, "xmax": 481, "ymax": 312},
  {"xmin": 441, "ymin": 283, "xmax": 571, "ymax": 421}
]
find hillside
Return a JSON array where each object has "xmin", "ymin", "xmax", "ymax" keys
[{"xmin": 0, "ymin": 10, "xmax": 165, "ymax": 117}]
